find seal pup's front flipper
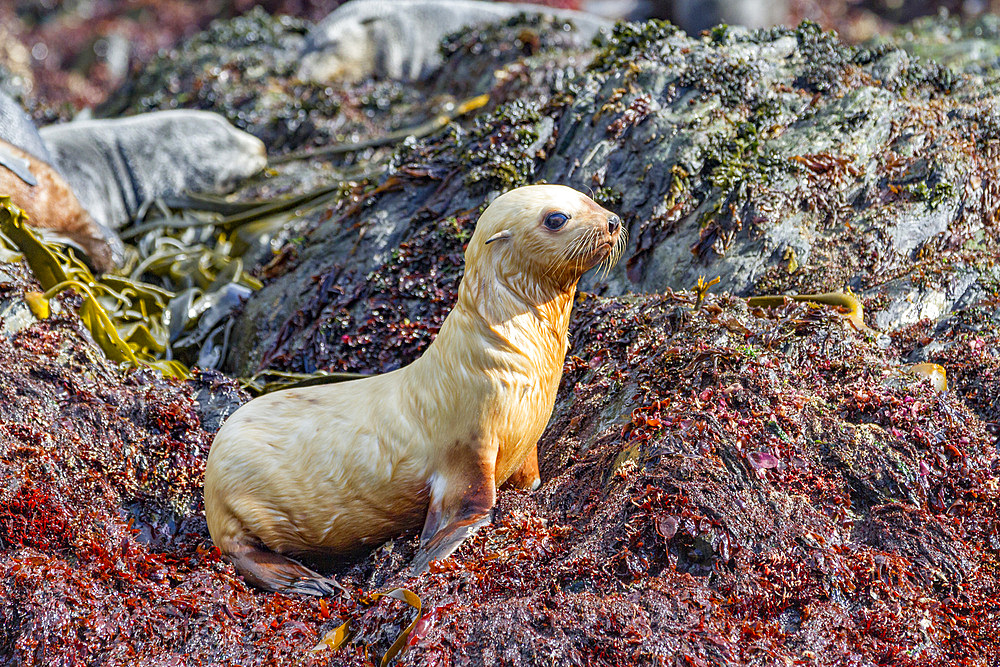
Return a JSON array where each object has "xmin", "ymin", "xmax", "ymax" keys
[
  {"xmin": 411, "ymin": 458, "xmax": 496, "ymax": 574},
  {"xmin": 227, "ymin": 541, "xmax": 347, "ymax": 597},
  {"xmin": 505, "ymin": 446, "xmax": 541, "ymax": 490}
]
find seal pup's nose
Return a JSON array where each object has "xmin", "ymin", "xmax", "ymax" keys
[{"xmin": 608, "ymin": 214, "xmax": 621, "ymax": 234}]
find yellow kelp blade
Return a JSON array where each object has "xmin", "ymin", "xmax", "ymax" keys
[
  {"xmin": 312, "ymin": 587, "xmax": 423, "ymax": 666},
  {"xmin": 374, "ymin": 588, "xmax": 423, "ymax": 667},
  {"xmin": 24, "ymin": 291, "xmax": 50, "ymax": 319},
  {"xmin": 100, "ymin": 275, "xmax": 174, "ymax": 314},
  {"xmin": 119, "ymin": 321, "xmax": 168, "ymax": 356},
  {"xmin": 908, "ymin": 362, "xmax": 948, "ymax": 392},
  {"xmin": 0, "ymin": 196, "xmax": 70, "ymax": 289},
  {"xmin": 77, "ymin": 290, "xmax": 140, "ymax": 365},
  {"xmin": 312, "ymin": 619, "xmax": 353, "ymax": 652},
  {"xmin": 747, "ymin": 291, "xmax": 874, "ymax": 335},
  {"xmin": 144, "ymin": 359, "xmax": 192, "ymax": 380}
]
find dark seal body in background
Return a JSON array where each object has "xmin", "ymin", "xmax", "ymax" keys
[
  {"xmin": 40, "ymin": 110, "xmax": 267, "ymax": 233},
  {"xmin": 298, "ymin": 0, "xmax": 612, "ymax": 83},
  {"xmin": 0, "ymin": 91, "xmax": 121, "ymax": 271}
]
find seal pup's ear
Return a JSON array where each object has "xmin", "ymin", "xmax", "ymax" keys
[{"xmin": 484, "ymin": 229, "xmax": 512, "ymax": 245}]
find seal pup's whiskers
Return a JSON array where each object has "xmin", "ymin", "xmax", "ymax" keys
[{"xmin": 599, "ymin": 225, "xmax": 628, "ymax": 280}]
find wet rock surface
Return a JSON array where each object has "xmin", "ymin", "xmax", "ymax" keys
[
  {"xmin": 213, "ymin": 19, "xmax": 1000, "ymax": 378},
  {"xmin": 1, "ymin": 6, "xmax": 1000, "ymax": 666}
]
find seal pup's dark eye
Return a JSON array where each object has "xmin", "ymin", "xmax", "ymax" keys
[{"xmin": 543, "ymin": 212, "xmax": 569, "ymax": 231}]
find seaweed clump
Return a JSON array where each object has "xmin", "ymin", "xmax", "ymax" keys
[
  {"xmin": 588, "ymin": 19, "xmax": 679, "ymax": 74},
  {"xmin": 461, "ymin": 100, "xmax": 543, "ymax": 189},
  {"xmin": 434, "ymin": 11, "xmax": 601, "ymax": 99}
]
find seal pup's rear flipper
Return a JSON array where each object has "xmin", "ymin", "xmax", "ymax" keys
[
  {"xmin": 227, "ymin": 541, "xmax": 347, "ymax": 597},
  {"xmin": 411, "ymin": 461, "xmax": 496, "ymax": 574}
]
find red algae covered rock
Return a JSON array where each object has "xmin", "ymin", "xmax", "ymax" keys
[
  {"xmin": 0, "ymin": 262, "xmax": 349, "ymax": 666},
  {"xmin": 331, "ymin": 292, "xmax": 997, "ymax": 665},
  {"xmin": 2, "ymin": 257, "xmax": 999, "ymax": 664},
  {"xmin": 4, "ymin": 5, "xmax": 1000, "ymax": 665}
]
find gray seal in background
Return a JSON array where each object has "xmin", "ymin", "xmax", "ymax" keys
[
  {"xmin": 0, "ymin": 136, "xmax": 124, "ymax": 272},
  {"xmin": 298, "ymin": 0, "xmax": 612, "ymax": 84},
  {"xmin": 667, "ymin": 0, "xmax": 789, "ymax": 35},
  {"xmin": 39, "ymin": 110, "xmax": 267, "ymax": 232},
  {"xmin": 0, "ymin": 91, "xmax": 54, "ymax": 166}
]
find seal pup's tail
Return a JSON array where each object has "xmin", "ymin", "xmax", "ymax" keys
[{"xmin": 225, "ymin": 540, "xmax": 347, "ymax": 597}]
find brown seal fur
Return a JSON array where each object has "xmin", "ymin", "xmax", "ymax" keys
[
  {"xmin": 203, "ymin": 185, "xmax": 625, "ymax": 595},
  {"xmin": 0, "ymin": 138, "xmax": 116, "ymax": 272}
]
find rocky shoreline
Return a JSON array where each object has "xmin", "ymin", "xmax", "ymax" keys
[{"xmin": 1, "ymin": 5, "xmax": 998, "ymax": 665}]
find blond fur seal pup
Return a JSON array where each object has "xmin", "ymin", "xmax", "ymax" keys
[{"xmin": 204, "ymin": 184, "xmax": 625, "ymax": 594}]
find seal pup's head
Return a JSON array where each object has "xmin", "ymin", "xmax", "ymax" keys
[{"xmin": 468, "ymin": 184, "xmax": 625, "ymax": 296}]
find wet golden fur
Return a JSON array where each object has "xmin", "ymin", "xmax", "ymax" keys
[{"xmin": 203, "ymin": 185, "xmax": 625, "ymax": 585}]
